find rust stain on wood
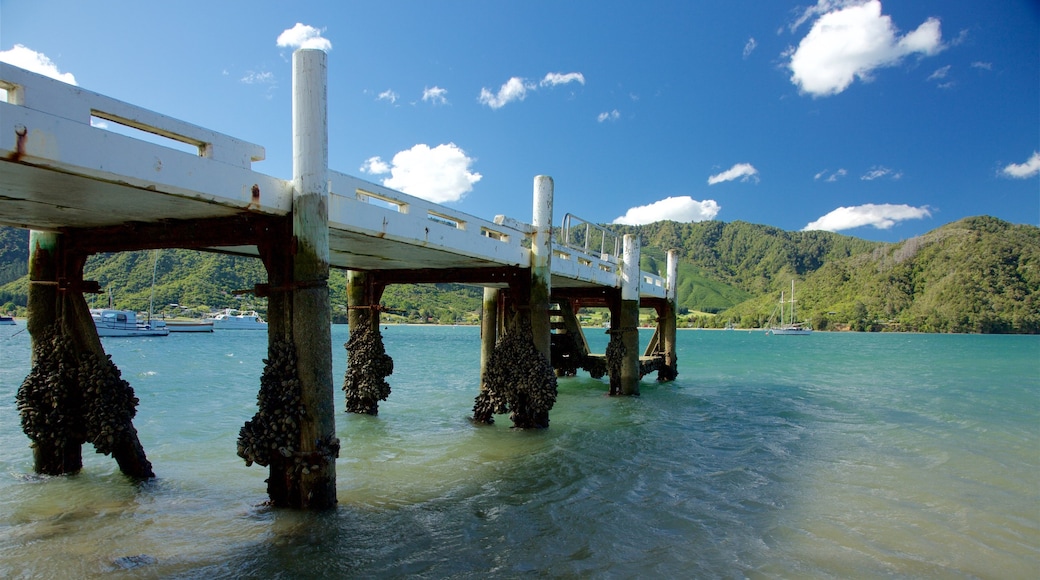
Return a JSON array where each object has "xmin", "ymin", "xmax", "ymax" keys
[{"xmin": 7, "ymin": 125, "xmax": 27, "ymax": 162}]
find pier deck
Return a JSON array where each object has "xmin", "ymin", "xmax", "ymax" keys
[
  {"xmin": 3, "ymin": 53, "xmax": 678, "ymax": 508},
  {"xmin": 0, "ymin": 61, "xmax": 664, "ymax": 297}
]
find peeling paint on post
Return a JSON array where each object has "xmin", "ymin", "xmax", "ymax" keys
[
  {"xmin": 288, "ymin": 48, "xmax": 336, "ymax": 509},
  {"xmin": 659, "ymin": 250, "xmax": 679, "ymax": 381},
  {"xmin": 620, "ymin": 234, "xmax": 641, "ymax": 395},
  {"xmin": 530, "ymin": 175, "xmax": 553, "ymax": 360}
]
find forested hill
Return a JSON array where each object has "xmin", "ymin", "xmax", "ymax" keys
[
  {"xmin": 1, "ymin": 216, "xmax": 1037, "ymax": 332},
  {"xmin": 621, "ymin": 216, "xmax": 1039, "ymax": 333}
]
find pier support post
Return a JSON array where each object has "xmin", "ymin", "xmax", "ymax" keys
[
  {"xmin": 19, "ymin": 231, "xmax": 154, "ymax": 478},
  {"xmin": 479, "ymin": 287, "xmax": 500, "ymax": 387},
  {"xmin": 289, "ymin": 48, "xmax": 336, "ymax": 508},
  {"xmin": 473, "ymin": 286, "xmax": 503, "ymax": 424},
  {"xmin": 618, "ymin": 234, "xmax": 641, "ymax": 395},
  {"xmin": 343, "ymin": 270, "xmax": 393, "ymax": 415},
  {"xmin": 530, "ymin": 175, "xmax": 553, "ymax": 361},
  {"xmin": 658, "ymin": 250, "xmax": 679, "ymax": 381},
  {"xmin": 22, "ymin": 231, "xmax": 82, "ymax": 475},
  {"xmin": 242, "ymin": 48, "xmax": 337, "ymax": 508},
  {"xmin": 471, "ymin": 177, "xmax": 558, "ymax": 428}
]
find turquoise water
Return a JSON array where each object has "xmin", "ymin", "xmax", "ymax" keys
[{"xmin": 1, "ymin": 323, "xmax": 1038, "ymax": 578}]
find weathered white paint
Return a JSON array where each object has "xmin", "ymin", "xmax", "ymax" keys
[
  {"xmin": 0, "ymin": 61, "xmax": 667, "ymax": 300},
  {"xmin": 531, "ymin": 175, "xmax": 553, "ymax": 271},
  {"xmin": 666, "ymin": 250, "xmax": 678, "ymax": 302},
  {"xmin": 621, "ymin": 234, "xmax": 641, "ymax": 302},
  {"xmin": 292, "ymin": 51, "xmax": 329, "ymax": 208},
  {"xmin": 292, "ymin": 49, "xmax": 330, "ymax": 266},
  {"xmin": 1, "ymin": 63, "xmax": 264, "ymax": 167},
  {"xmin": 530, "ymin": 175, "xmax": 554, "ymax": 358}
]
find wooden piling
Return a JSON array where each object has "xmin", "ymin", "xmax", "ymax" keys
[
  {"xmin": 24, "ymin": 231, "xmax": 82, "ymax": 475},
  {"xmin": 480, "ymin": 286, "xmax": 500, "ymax": 387},
  {"xmin": 21, "ymin": 231, "xmax": 154, "ymax": 478},
  {"xmin": 619, "ymin": 234, "xmax": 641, "ymax": 395},
  {"xmin": 530, "ymin": 175, "xmax": 553, "ymax": 361},
  {"xmin": 344, "ymin": 270, "xmax": 393, "ymax": 415},
  {"xmin": 658, "ymin": 250, "xmax": 679, "ymax": 381},
  {"xmin": 286, "ymin": 48, "xmax": 336, "ymax": 508}
]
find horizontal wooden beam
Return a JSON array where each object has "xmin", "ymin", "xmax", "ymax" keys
[{"xmin": 59, "ymin": 213, "xmax": 285, "ymax": 256}]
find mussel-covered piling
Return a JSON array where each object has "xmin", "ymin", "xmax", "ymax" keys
[
  {"xmin": 473, "ymin": 319, "xmax": 557, "ymax": 428},
  {"xmin": 237, "ymin": 339, "xmax": 308, "ymax": 468},
  {"xmin": 16, "ymin": 324, "xmax": 84, "ymax": 475},
  {"xmin": 342, "ymin": 310, "xmax": 394, "ymax": 415}
]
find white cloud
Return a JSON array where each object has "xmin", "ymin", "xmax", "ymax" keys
[
  {"xmin": 786, "ymin": 0, "xmax": 943, "ymax": 97},
  {"xmin": 276, "ymin": 23, "xmax": 332, "ymax": 51},
  {"xmin": 708, "ymin": 163, "xmax": 759, "ymax": 185},
  {"xmin": 971, "ymin": 61, "xmax": 992, "ymax": 71},
  {"xmin": 613, "ymin": 196, "xmax": 721, "ymax": 225},
  {"xmin": 790, "ymin": 0, "xmax": 854, "ymax": 33},
  {"xmin": 597, "ymin": 109, "xmax": 620, "ymax": 123},
  {"xmin": 861, "ymin": 165, "xmax": 902, "ymax": 180},
  {"xmin": 377, "ymin": 89, "xmax": 398, "ymax": 104},
  {"xmin": 540, "ymin": 72, "xmax": 585, "ymax": 87},
  {"xmin": 804, "ymin": 203, "xmax": 931, "ymax": 231},
  {"xmin": 422, "ymin": 86, "xmax": 448, "ymax": 105},
  {"xmin": 815, "ymin": 168, "xmax": 847, "ymax": 181},
  {"xmin": 743, "ymin": 37, "xmax": 758, "ymax": 59},
  {"xmin": 479, "ymin": 72, "xmax": 585, "ymax": 109},
  {"xmin": 0, "ymin": 44, "xmax": 76, "ymax": 84},
  {"xmin": 241, "ymin": 71, "xmax": 274, "ymax": 84},
  {"xmin": 927, "ymin": 64, "xmax": 951, "ymax": 81},
  {"xmin": 1002, "ymin": 152, "xmax": 1040, "ymax": 179},
  {"xmin": 363, "ymin": 143, "xmax": 481, "ymax": 203},
  {"xmin": 359, "ymin": 156, "xmax": 391, "ymax": 175},
  {"xmin": 479, "ymin": 77, "xmax": 535, "ymax": 109}
]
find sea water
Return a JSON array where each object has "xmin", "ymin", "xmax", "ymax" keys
[{"xmin": 0, "ymin": 324, "xmax": 1037, "ymax": 578}]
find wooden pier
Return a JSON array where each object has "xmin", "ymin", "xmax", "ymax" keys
[{"xmin": 1, "ymin": 50, "xmax": 678, "ymax": 508}]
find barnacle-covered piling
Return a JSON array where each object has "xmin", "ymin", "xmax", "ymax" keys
[
  {"xmin": 342, "ymin": 311, "xmax": 394, "ymax": 415},
  {"xmin": 16, "ymin": 324, "xmax": 84, "ymax": 475},
  {"xmin": 605, "ymin": 329, "xmax": 627, "ymax": 396},
  {"xmin": 474, "ymin": 320, "xmax": 557, "ymax": 428},
  {"xmin": 18, "ymin": 321, "xmax": 153, "ymax": 478},
  {"xmin": 79, "ymin": 350, "xmax": 153, "ymax": 476},
  {"xmin": 238, "ymin": 339, "xmax": 308, "ymax": 468}
]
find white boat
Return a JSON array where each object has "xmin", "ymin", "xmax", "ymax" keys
[
  {"xmin": 91, "ymin": 309, "xmax": 170, "ymax": 337},
  {"xmin": 165, "ymin": 320, "xmax": 214, "ymax": 333},
  {"xmin": 0, "ymin": 315, "xmax": 15, "ymax": 325},
  {"xmin": 206, "ymin": 309, "xmax": 268, "ymax": 330},
  {"xmin": 767, "ymin": 280, "xmax": 812, "ymax": 335}
]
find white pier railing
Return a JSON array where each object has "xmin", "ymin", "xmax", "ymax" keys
[{"xmin": 0, "ymin": 60, "xmax": 667, "ymax": 299}]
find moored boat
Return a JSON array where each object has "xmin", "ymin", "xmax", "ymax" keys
[
  {"xmin": 91, "ymin": 308, "xmax": 169, "ymax": 337},
  {"xmin": 767, "ymin": 280, "xmax": 812, "ymax": 335},
  {"xmin": 206, "ymin": 309, "xmax": 268, "ymax": 330},
  {"xmin": 165, "ymin": 319, "xmax": 215, "ymax": 333},
  {"xmin": 0, "ymin": 315, "xmax": 15, "ymax": 325}
]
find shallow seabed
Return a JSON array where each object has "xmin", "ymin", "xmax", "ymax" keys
[{"xmin": 1, "ymin": 324, "xmax": 1038, "ymax": 578}]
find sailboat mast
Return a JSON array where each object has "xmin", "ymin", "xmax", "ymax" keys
[
  {"xmin": 790, "ymin": 279, "xmax": 795, "ymax": 324},
  {"xmin": 149, "ymin": 250, "xmax": 158, "ymax": 323}
]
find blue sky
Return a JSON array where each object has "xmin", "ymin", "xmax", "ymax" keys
[{"xmin": 2, "ymin": 0, "xmax": 1037, "ymax": 242}]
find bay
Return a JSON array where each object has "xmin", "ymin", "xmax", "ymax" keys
[{"xmin": 0, "ymin": 324, "xmax": 1037, "ymax": 578}]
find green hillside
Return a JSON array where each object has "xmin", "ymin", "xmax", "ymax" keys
[
  {"xmin": 640, "ymin": 246, "xmax": 750, "ymax": 313},
  {"xmin": 1, "ymin": 216, "xmax": 1037, "ymax": 333}
]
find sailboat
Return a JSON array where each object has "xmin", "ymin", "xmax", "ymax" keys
[
  {"xmin": 90, "ymin": 251, "xmax": 169, "ymax": 337},
  {"xmin": 768, "ymin": 280, "xmax": 812, "ymax": 335}
]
